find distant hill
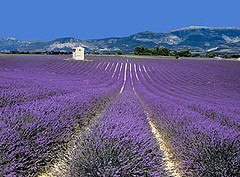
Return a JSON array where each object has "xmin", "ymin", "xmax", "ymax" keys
[{"xmin": 1, "ymin": 26, "xmax": 240, "ymax": 54}]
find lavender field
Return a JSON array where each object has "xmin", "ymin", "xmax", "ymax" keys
[{"xmin": 0, "ymin": 55, "xmax": 239, "ymax": 177}]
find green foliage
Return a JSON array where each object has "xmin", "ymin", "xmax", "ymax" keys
[
  {"xmin": 191, "ymin": 138, "xmax": 240, "ymax": 176},
  {"xmin": 134, "ymin": 46, "xmax": 170, "ymax": 56},
  {"xmin": 191, "ymin": 53, "xmax": 201, "ymax": 58},
  {"xmin": 224, "ymin": 54, "xmax": 231, "ymax": 59},
  {"xmin": 91, "ymin": 51, "xmax": 96, "ymax": 55},
  {"xmin": 134, "ymin": 46, "xmax": 151, "ymax": 55},
  {"xmin": 117, "ymin": 51, "xmax": 123, "ymax": 55},
  {"xmin": 170, "ymin": 50, "xmax": 178, "ymax": 56},
  {"xmin": 150, "ymin": 47, "xmax": 170, "ymax": 56},
  {"xmin": 170, "ymin": 50, "xmax": 192, "ymax": 57},
  {"xmin": 178, "ymin": 50, "xmax": 192, "ymax": 57},
  {"xmin": 208, "ymin": 52, "xmax": 216, "ymax": 58},
  {"xmin": 134, "ymin": 46, "xmax": 192, "ymax": 57}
]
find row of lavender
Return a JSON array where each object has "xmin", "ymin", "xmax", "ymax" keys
[
  {"xmin": 1, "ymin": 55, "xmax": 239, "ymax": 176},
  {"xmin": 129, "ymin": 58, "xmax": 240, "ymax": 176},
  {"xmin": 0, "ymin": 55, "xmax": 124, "ymax": 176},
  {"xmin": 53, "ymin": 84, "xmax": 170, "ymax": 176},
  {"xmin": 50, "ymin": 55, "xmax": 240, "ymax": 176}
]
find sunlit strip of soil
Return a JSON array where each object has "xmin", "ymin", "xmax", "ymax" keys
[
  {"xmin": 109, "ymin": 63, "xmax": 115, "ymax": 71},
  {"xmin": 119, "ymin": 63, "xmax": 127, "ymax": 94},
  {"xmin": 134, "ymin": 63, "xmax": 140, "ymax": 81},
  {"xmin": 38, "ymin": 162, "xmax": 65, "ymax": 177},
  {"xmin": 117, "ymin": 63, "xmax": 123, "ymax": 80},
  {"xmin": 111, "ymin": 62, "xmax": 119, "ymax": 78},
  {"xmin": 95, "ymin": 62, "xmax": 101, "ymax": 69},
  {"xmin": 38, "ymin": 121, "xmax": 93, "ymax": 177},
  {"xmin": 147, "ymin": 117, "xmax": 181, "ymax": 177},
  {"xmin": 104, "ymin": 62, "xmax": 110, "ymax": 70},
  {"xmin": 130, "ymin": 64, "xmax": 181, "ymax": 177},
  {"xmin": 142, "ymin": 65, "xmax": 151, "ymax": 78},
  {"xmin": 38, "ymin": 109, "xmax": 101, "ymax": 177}
]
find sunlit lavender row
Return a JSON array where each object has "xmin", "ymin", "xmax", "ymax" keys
[
  {"xmin": 131, "ymin": 58, "xmax": 240, "ymax": 176},
  {"xmin": 0, "ymin": 55, "xmax": 122, "ymax": 176},
  {"xmin": 0, "ymin": 55, "xmax": 239, "ymax": 176}
]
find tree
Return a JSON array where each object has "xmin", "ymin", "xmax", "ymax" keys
[
  {"xmin": 208, "ymin": 52, "xmax": 216, "ymax": 58},
  {"xmin": 150, "ymin": 47, "xmax": 170, "ymax": 56},
  {"xmin": 224, "ymin": 54, "xmax": 231, "ymax": 59},
  {"xmin": 175, "ymin": 55, "xmax": 180, "ymax": 59},
  {"xmin": 159, "ymin": 47, "xmax": 170, "ymax": 56},
  {"xmin": 117, "ymin": 51, "xmax": 123, "ymax": 55},
  {"xmin": 134, "ymin": 46, "xmax": 151, "ymax": 55},
  {"xmin": 170, "ymin": 50, "xmax": 191, "ymax": 57},
  {"xmin": 177, "ymin": 50, "xmax": 192, "ymax": 57},
  {"xmin": 134, "ymin": 46, "xmax": 192, "ymax": 57},
  {"xmin": 170, "ymin": 50, "xmax": 178, "ymax": 56},
  {"xmin": 151, "ymin": 47, "xmax": 159, "ymax": 55},
  {"xmin": 231, "ymin": 54, "xmax": 240, "ymax": 58},
  {"xmin": 134, "ymin": 46, "xmax": 144, "ymax": 55},
  {"xmin": 92, "ymin": 51, "xmax": 96, "ymax": 55}
]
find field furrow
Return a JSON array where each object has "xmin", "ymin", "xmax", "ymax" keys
[{"xmin": 0, "ymin": 55, "xmax": 239, "ymax": 176}]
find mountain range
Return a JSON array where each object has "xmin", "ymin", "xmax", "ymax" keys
[{"xmin": 1, "ymin": 26, "xmax": 240, "ymax": 54}]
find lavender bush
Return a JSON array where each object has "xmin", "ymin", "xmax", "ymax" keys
[
  {"xmin": 0, "ymin": 55, "xmax": 121, "ymax": 176},
  {"xmin": 58, "ymin": 87, "xmax": 169, "ymax": 176},
  {"xmin": 131, "ymin": 57, "xmax": 240, "ymax": 176},
  {"xmin": 0, "ymin": 55, "xmax": 239, "ymax": 176}
]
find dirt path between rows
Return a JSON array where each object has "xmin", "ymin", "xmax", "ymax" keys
[
  {"xmin": 39, "ymin": 61, "xmax": 181, "ymax": 177},
  {"xmin": 38, "ymin": 97, "xmax": 115, "ymax": 177},
  {"xmin": 129, "ymin": 62, "xmax": 181, "ymax": 177}
]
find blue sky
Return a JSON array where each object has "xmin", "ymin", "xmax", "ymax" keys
[{"xmin": 0, "ymin": 0, "xmax": 239, "ymax": 41}]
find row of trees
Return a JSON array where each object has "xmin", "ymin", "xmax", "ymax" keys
[
  {"xmin": 134, "ymin": 46, "xmax": 170, "ymax": 56},
  {"xmin": 194, "ymin": 53, "xmax": 236, "ymax": 59},
  {"xmin": 134, "ymin": 46, "xmax": 192, "ymax": 57},
  {"xmin": 134, "ymin": 46, "xmax": 240, "ymax": 58}
]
